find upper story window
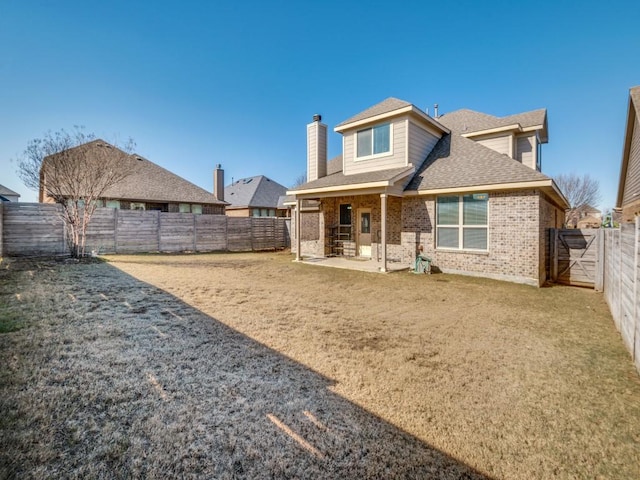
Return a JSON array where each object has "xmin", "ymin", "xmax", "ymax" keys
[{"xmin": 356, "ymin": 123, "xmax": 391, "ymax": 159}]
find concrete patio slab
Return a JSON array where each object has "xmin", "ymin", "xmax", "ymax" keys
[{"xmin": 298, "ymin": 256, "xmax": 409, "ymax": 273}]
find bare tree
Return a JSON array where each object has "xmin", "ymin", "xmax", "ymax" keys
[
  {"xmin": 16, "ymin": 127, "xmax": 135, "ymax": 257},
  {"xmin": 554, "ymin": 173, "xmax": 602, "ymax": 228},
  {"xmin": 291, "ymin": 173, "xmax": 307, "ymax": 188},
  {"xmin": 554, "ymin": 173, "xmax": 601, "ymax": 208}
]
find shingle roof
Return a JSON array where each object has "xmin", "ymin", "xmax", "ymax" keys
[
  {"xmin": 225, "ymin": 175, "xmax": 287, "ymax": 209},
  {"xmin": 327, "ymin": 154, "xmax": 343, "ymax": 175},
  {"xmin": 290, "ymin": 166, "xmax": 414, "ymax": 191},
  {"xmin": 437, "ymin": 108, "xmax": 547, "ymax": 138},
  {"xmin": 0, "ymin": 184, "xmax": 20, "ymax": 196},
  {"xmin": 293, "ymin": 100, "xmax": 554, "ymax": 198},
  {"xmin": 336, "ymin": 97, "xmax": 412, "ymax": 128},
  {"xmin": 405, "ymin": 133, "xmax": 550, "ymax": 191},
  {"xmin": 45, "ymin": 140, "xmax": 226, "ymax": 205}
]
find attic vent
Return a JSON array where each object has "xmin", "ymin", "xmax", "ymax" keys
[
  {"xmin": 244, "ymin": 178, "xmax": 253, "ymax": 184},
  {"xmin": 136, "ymin": 156, "xmax": 144, "ymax": 161}
]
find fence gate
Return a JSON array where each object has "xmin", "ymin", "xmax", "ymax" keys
[{"xmin": 551, "ymin": 228, "xmax": 603, "ymax": 288}]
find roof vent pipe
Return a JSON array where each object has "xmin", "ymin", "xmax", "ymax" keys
[{"xmin": 434, "ymin": 104, "xmax": 439, "ymax": 118}]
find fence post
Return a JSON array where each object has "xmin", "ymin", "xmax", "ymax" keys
[
  {"xmin": 0, "ymin": 201, "xmax": 3, "ymax": 257},
  {"xmin": 61, "ymin": 205, "xmax": 67, "ymax": 255},
  {"xmin": 157, "ymin": 210, "xmax": 162, "ymax": 252},
  {"xmin": 550, "ymin": 228, "xmax": 558, "ymax": 282},
  {"xmin": 114, "ymin": 208, "xmax": 118, "ymax": 254},
  {"xmin": 595, "ymin": 229, "xmax": 605, "ymax": 291},
  {"xmin": 634, "ymin": 217, "xmax": 639, "ymax": 363},
  {"xmin": 193, "ymin": 214, "xmax": 197, "ymax": 252},
  {"xmin": 224, "ymin": 216, "xmax": 228, "ymax": 251},
  {"xmin": 250, "ymin": 217, "xmax": 254, "ymax": 252}
]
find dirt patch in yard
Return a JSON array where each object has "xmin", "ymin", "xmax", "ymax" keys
[{"xmin": 1, "ymin": 252, "xmax": 640, "ymax": 479}]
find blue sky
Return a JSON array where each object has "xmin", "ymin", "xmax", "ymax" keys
[{"xmin": 1, "ymin": 0, "xmax": 639, "ymax": 210}]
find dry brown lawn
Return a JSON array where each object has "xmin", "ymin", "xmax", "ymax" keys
[{"xmin": 1, "ymin": 252, "xmax": 639, "ymax": 479}]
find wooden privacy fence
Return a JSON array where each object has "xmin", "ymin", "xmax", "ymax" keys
[
  {"xmin": 0, "ymin": 203, "xmax": 290, "ymax": 256},
  {"xmin": 550, "ymin": 228, "xmax": 602, "ymax": 288},
  {"xmin": 602, "ymin": 219, "xmax": 640, "ymax": 373}
]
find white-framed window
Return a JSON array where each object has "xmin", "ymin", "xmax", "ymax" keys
[
  {"xmin": 191, "ymin": 204, "xmax": 202, "ymax": 214},
  {"xmin": 356, "ymin": 123, "xmax": 391, "ymax": 159},
  {"xmin": 179, "ymin": 203, "xmax": 191, "ymax": 213},
  {"xmin": 436, "ymin": 194, "xmax": 488, "ymax": 251},
  {"xmin": 105, "ymin": 200, "xmax": 120, "ymax": 209},
  {"xmin": 252, "ymin": 208, "xmax": 260, "ymax": 217},
  {"xmin": 130, "ymin": 202, "xmax": 145, "ymax": 211}
]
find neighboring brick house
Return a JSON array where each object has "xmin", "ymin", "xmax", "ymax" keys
[
  {"xmin": 287, "ymin": 98, "xmax": 568, "ymax": 286},
  {"xmin": 0, "ymin": 184, "xmax": 20, "ymax": 202},
  {"xmin": 565, "ymin": 204, "xmax": 602, "ymax": 229},
  {"xmin": 40, "ymin": 140, "xmax": 227, "ymax": 214},
  {"xmin": 224, "ymin": 174, "xmax": 289, "ymax": 217},
  {"xmin": 617, "ymin": 86, "xmax": 640, "ymax": 223}
]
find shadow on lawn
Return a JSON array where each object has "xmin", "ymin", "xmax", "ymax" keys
[{"xmin": 1, "ymin": 259, "xmax": 491, "ymax": 479}]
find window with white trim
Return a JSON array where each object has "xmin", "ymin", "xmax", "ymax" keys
[
  {"xmin": 436, "ymin": 194, "xmax": 488, "ymax": 251},
  {"xmin": 356, "ymin": 123, "xmax": 391, "ymax": 158}
]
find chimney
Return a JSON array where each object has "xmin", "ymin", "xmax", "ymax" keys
[
  {"xmin": 307, "ymin": 114, "xmax": 327, "ymax": 182},
  {"xmin": 213, "ymin": 164, "xmax": 224, "ymax": 201}
]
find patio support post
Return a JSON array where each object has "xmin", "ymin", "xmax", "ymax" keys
[
  {"xmin": 380, "ymin": 193, "xmax": 387, "ymax": 272},
  {"xmin": 295, "ymin": 198, "xmax": 301, "ymax": 261}
]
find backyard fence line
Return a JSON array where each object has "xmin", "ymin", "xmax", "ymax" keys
[
  {"xmin": 603, "ymin": 218, "xmax": 640, "ymax": 374},
  {"xmin": 1, "ymin": 203, "xmax": 290, "ymax": 257}
]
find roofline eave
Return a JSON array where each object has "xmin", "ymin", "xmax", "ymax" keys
[
  {"xmin": 405, "ymin": 179, "xmax": 570, "ymax": 210},
  {"xmin": 334, "ymin": 105, "xmax": 449, "ymax": 135},
  {"xmin": 286, "ymin": 167, "xmax": 415, "ymax": 197}
]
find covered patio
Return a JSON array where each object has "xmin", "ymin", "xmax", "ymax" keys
[{"xmin": 298, "ymin": 255, "xmax": 409, "ymax": 273}]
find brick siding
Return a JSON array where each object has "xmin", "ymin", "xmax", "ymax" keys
[{"xmin": 292, "ymin": 190, "xmax": 558, "ymax": 285}]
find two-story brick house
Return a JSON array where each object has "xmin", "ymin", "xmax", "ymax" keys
[{"xmin": 288, "ymin": 98, "xmax": 568, "ymax": 286}]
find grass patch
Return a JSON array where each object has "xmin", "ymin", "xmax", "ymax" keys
[{"xmin": 1, "ymin": 252, "xmax": 639, "ymax": 479}]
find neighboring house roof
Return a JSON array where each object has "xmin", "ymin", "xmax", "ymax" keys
[
  {"xmin": 573, "ymin": 204, "xmax": 601, "ymax": 216},
  {"xmin": 616, "ymin": 85, "xmax": 640, "ymax": 209},
  {"xmin": 0, "ymin": 184, "xmax": 20, "ymax": 199},
  {"xmin": 224, "ymin": 175, "xmax": 287, "ymax": 209},
  {"xmin": 44, "ymin": 140, "xmax": 226, "ymax": 205}
]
